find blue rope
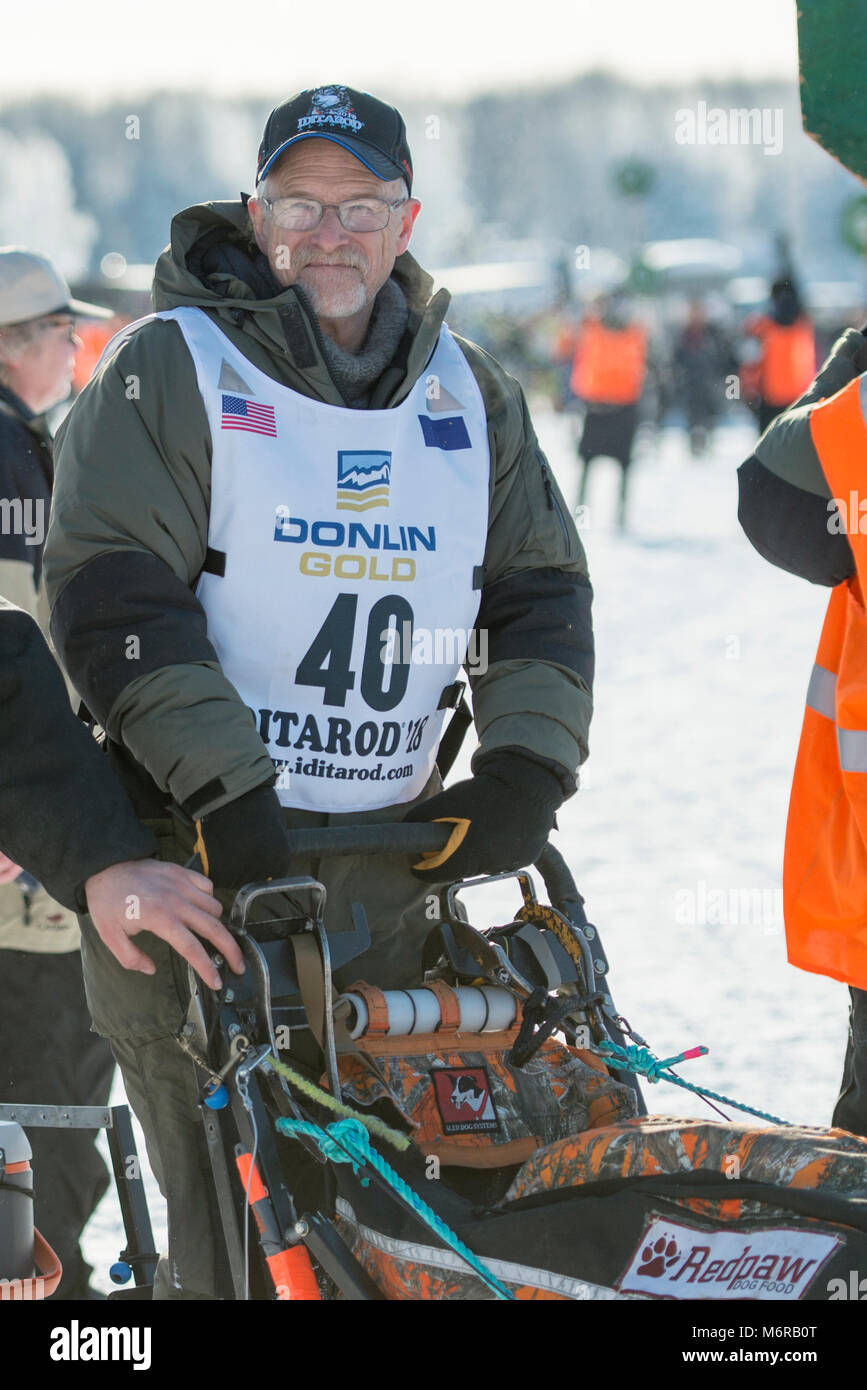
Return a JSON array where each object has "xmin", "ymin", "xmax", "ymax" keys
[
  {"xmin": 276, "ymin": 1116, "xmax": 516, "ymax": 1301},
  {"xmin": 597, "ymin": 1042, "xmax": 793, "ymax": 1127}
]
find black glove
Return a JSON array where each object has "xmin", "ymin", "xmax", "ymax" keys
[
  {"xmin": 194, "ymin": 784, "xmax": 292, "ymax": 889},
  {"xmin": 404, "ymin": 750, "xmax": 566, "ymax": 882}
]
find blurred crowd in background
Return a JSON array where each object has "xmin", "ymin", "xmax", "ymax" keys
[
  {"xmin": 63, "ymin": 235, "xmax": 861, "ymax": 532},
  {"xmin": 11, "ymin": 72, "xmax": 859, "ymax": 537}
]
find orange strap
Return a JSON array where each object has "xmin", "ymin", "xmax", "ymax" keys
[
  {"xmin": 193, "ymin": 819, "xmax": 209, "ymax": 876},
  {"xmin": 33, "ymin": 1228, "xmax": 62, "ymax": 1298},
  {"xmin": 0, "ymin": 1229, "xmax": 62, "ymax": 1299},
  {"xmin": 348, "ymin": 980, "xmax": 390, "ymax": 1034},
  {"xmin": 425, "ymin": 980, "xmax": 462, "ymax": 1030},
  {"xmin": 413, "ymin": 816, "xmax": 471, "ymax": 871}
]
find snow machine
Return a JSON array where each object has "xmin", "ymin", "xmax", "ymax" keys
[{"xmin": 122, "ymin": 823, "xmax": 866, "ymax": 1302}]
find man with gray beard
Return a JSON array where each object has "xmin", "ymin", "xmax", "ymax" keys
[{"xmin": 46, "ymin": 85, "xmax": 593, "ymax": 1297}]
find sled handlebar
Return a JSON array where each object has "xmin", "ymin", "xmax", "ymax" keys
[
  {"xmin": 283, "ymin": 826, "xmax": 582, "ymax": 904},
  {"xmin": 186, "ymin": 819, "xmax": 581, "ymax": 904},
  {"xmin": 286, "ymin": 823, "xmax": 450, "ymax": 858}
]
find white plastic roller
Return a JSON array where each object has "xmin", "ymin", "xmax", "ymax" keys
[{"xmin": 340, "ymin": 986, "xmax": 517, "ymax": 1039}]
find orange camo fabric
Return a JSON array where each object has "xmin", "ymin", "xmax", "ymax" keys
[
  {"xmin": 334, "ymin": 1117, "xmax": 867, "ymax": 1301},
  {"xmin": 504, "ymin": 1114, "xmax": 867, "ymax": 1215},
  {"xmin": 333, "ymin": 1031, "xmax": 638, "ymax": 1168}
]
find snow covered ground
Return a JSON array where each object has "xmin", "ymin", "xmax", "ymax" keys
[{"xmin": 83, "ymin": 409, "xmax": 850, "ymax": 1291}]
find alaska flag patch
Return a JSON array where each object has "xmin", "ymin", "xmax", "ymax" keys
[{"xmin": 418, "ymin": 414, "xmax": 471, "ymax": 451}]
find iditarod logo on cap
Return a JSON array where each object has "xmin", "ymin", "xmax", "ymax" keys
[
  {"xmin": 336, "ymin": 450, "xmax": 391, "ymax": 511},
  {"xmin": 298, "ymin": 86, "xmax": 364, "ymax": 133}
]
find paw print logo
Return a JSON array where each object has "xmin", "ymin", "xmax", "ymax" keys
[{"xmin": 636, "ymin": 1235, "xmax": 680, "ymax": 1278}]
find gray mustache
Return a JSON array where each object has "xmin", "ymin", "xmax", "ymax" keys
[{"xmin": 293, "ymin": 252, "xmax": 368, "ymax": 272}]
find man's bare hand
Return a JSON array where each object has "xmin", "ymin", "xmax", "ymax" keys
[
  {"xmin": 0, "ymin": 851, "xmax": 23, "ymax": 885},
  {"xmin": 84, "ymin": 859, "xmax": 245, "ymax": 989}
]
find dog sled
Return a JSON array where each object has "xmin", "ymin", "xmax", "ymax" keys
[{"xmin": 4, "ymin": 824, "xmax": 867, "ymax": 1302}]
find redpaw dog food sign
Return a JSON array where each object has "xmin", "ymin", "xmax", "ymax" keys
[{"xmin": 618, "ymin": 1217, "xmax": 839, "ymax": 1300}]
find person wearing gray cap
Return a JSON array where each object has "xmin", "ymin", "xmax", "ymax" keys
[
  {"xmin": 0, "ymin": 248, "xmax": 111, "ymax": 614},
  {"xmin": 0, "ymin": 248, "xmax": 116, "ymax": 1297},
  {"xmin": 45, "ymin": 86, "xmax": 593, "ymax": 1298},
  {"xmin": 0, "ymin": 248, "xmax": 226, "ymax": 1299}
]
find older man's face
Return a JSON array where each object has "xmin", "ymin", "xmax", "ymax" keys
[
  {"xmin": 0, "ymin": 314, "xmax": 80, "ymax": 414},
  {"xmin": 249, "ymin": 141, "xmax": 419, "ymax": 323}
]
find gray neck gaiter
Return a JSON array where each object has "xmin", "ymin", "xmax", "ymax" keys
[{"xmin": 317, "ymin": 277, "xmax": 409, "ymax": 407}]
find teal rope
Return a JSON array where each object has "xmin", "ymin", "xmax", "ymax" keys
[
  {"xmin": 597, "ymin": 1042, "xmax": 793, "ymax": 1127},
  {"xmin": 276, "ymin": 1116, "xmax": 516, "ymax": 1301}
]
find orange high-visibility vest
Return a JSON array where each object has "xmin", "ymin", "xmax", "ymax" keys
[
  {"xmin": 753, "ymin": 317, "xmax": 816, "ymax": 407},
  {"xmin": 570, "ymin": 320, "xmax": 646, "ymax": 406},
  {"xmin": 784, "ymin": 375, "xmax": 867, "ymax": 989},
  {"xmin": 72, "ymin": 318, "xmax": 124, "ymax": 393}
]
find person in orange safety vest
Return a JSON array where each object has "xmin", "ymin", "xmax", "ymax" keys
[
  {"xmin": 738, "ymin": 324, "xmax": 867, "ymax": 1136},
  {"xmin": 739, "ymin": 278, "xmax": 816, "ymax": 435},
  {"xmin": 569, "ymin": 296, "xmax": 647, "ymax": 530}
]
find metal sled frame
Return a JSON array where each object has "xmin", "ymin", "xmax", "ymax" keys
[
  {"xmin": 2, "ymin": 828, "xmax": 642, "ymax": 1301},
  {"xmin": 177, "ymin": 825, "xmax": 645, "ymax": 1301},
  {"xmin": 183, "ymin": 866, "xmax": 389, "ymax": 1301},
  {"xmin": 0, "ymin": 1100, "xmax": 158, "ymax": 1297}
]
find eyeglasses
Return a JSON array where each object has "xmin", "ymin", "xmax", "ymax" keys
[
  {"xmin": 0, "ymin": 316, "xmax": 77, "ymax": 344},
  {"xmin": 37, "ymin": 317, "xmax": 78, "ymax": 343},
  {"xmin": 259, "ymin": 195, "xmax": 407, "ymax": 233}
]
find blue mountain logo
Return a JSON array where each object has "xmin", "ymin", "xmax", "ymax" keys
[{"xmin": 337, "ymin": 450, "xmax": 391, "ymax": 511}]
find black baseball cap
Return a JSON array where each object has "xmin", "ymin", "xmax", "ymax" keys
[{"xmin": 257, "ymin": 85, "xmax": 413, "ymax": 192}]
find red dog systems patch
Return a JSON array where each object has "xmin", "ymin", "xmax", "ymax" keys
[{"xmin": 430, "ymin": 1066, "xmax": 499, "ymax": 1134}]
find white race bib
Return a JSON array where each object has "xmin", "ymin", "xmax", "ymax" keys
[{"xmin": 163, "ymin": 306, "xmax": 490, "ymax": 812}]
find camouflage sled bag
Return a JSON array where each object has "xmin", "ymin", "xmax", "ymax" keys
[
  {"xmin": 330, "ymin": 981, "xmax": 638, "ymax": 1168},
  {"xmin": 334, "ymin": 1115, "xmax": 867, "ymax": 1301}
]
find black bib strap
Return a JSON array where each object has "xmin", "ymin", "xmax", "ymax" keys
[
  {"xmin": 435, "ymin": 695, "xmax": 473, "ymax": 780},
  {"xmin": 437, "ymin": 680, "xmax": 465, "ymax": 711},
  {"xmin": 202, "ymin": 547, "xmax": 226, "ymax": 577}
]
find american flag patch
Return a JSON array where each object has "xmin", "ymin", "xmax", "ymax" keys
[{"xmin": 220, "ymin": 394, "xmax": 277, "ymax": 436}]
